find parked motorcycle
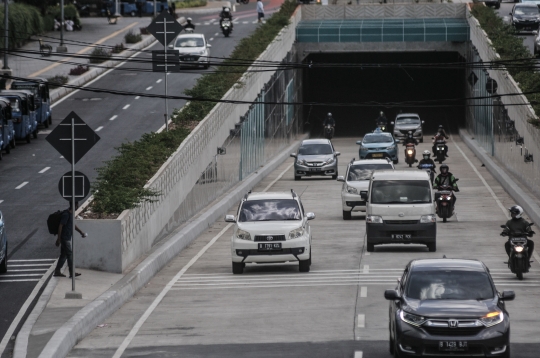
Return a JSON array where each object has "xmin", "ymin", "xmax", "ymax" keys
[
  {"xmin": 501, "ymin": 223, "xmax": 535, "ymax": 280},
  {"xmin": 404, "ymin": 143, "xmax": 417, "ymax": 167},
  {"xmin": 435, "ymin": 183, "xmax": 457, "ymax": 222},
  {"xmin": 221, "ymin": 19, "xmax": 232, "ymax": 37},
  {"xmin": 418, "ymin": 163, "xmax": 435, "ymax": 184},
  {"xmin": 324, "ymin": 124, "xmax": 334, "ymax": 140}
]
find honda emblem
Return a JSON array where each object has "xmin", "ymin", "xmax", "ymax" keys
[{"xmin": 448, "ymin": 319, "xmax": 459, "ymax": 328}]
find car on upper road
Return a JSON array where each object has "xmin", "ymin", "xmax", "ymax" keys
[
  {"xmin": 0, "ymin": 211, "xmax": 7, "ymax": 273},
  {"xmin": 391, "ymin": 113, "xmax": 424, "ymax": 143},
  {"xmin": 475, "ymin": 0, "xmax": 501, "ymax": 9},
  {"xmin": 509, "ymin": 3, "xmax": 540, "ymax": 33},
  {"xmin": 171, "ymin": 33, "xmax": 211, "ymax": 69},
  {"xmin": 337, "ymin": 158, "xmax": 394, "ymax": 220},
  {"xmin": 226, "ymin": 190, "xmax": 315, "ymax": 274},
  {"xmin": 291, "ymin": 139, "xmax": 340, "ymax": 180},
  {"xmin": 357, "ymin": 130, "xmax": 399, "ymax": 164},
  {"xmin": 385, "ymin": 258, "xmax": 514, "ymax": 358},
  {"xmin": 534, "ymin": 29, "xmax": 540, "ymax": 56}
]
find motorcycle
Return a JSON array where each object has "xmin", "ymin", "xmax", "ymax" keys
[
  {"xmin": 501, "ymin": 223, "xmax": 535, "ymax": 280},
  {"xmin": 324, "ymin": 124, "xmax": 334, "ymax": 140},
  {"xmin": 377, "ymin": 123, "xmax": 386, "ymax": 132},
  {"xmin": 404, "ymin": 143, "xmax": 417, "ymax": 167},
  {"xmin": 237, "ymin": 0, "xmax": 249, "ymax": 3},
  {"xmin": 418, "ymin": 163, "xmax": 435, "ymax": 184},
  {"xmin": 221, "ymin": 19, "xmax": 232, "ymax": 37},
  {"xmin": 435, "ymin": 183, "xmax": 458, "ymax": 223},
  {"xmin": 185, "ymin": 28, "xmax": 195, "ymax": 34},
  {"xmin": 434, "ymin": 139, "xmax": 447, "ymax": 164}
]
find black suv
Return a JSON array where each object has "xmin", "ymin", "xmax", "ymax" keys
[{"xmin": 384, "ymin": 259, "xmax": 514, "ymax": 358}]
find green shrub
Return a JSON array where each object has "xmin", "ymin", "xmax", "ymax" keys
[
  {"xmin": 124, "ymin": 29, "xmax": 142, "ymax": 44},
  {"xmin": 174, "ymin": 0, "xmax": 207, "ymax": 9},
  {"xmin": 89, "ymin": 47, "xmax": 112, "ymax": 63},
  {"xmin": 112, "ymin": 43, "xmax": 126, "ymax": 54},
  {"xmin": 46, "ymin": 75, "xmax": 69, "ymax": 89},
  {"xmin": 0, "ymin": 3, "xmax": 44, "ymax": 48}
]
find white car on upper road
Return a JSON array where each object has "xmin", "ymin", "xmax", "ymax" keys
[
  {"xmin": 171, "ymin": 33, "xmax": 211, "ymax": 69},
  {"xmin": 337, "ymin": 159, "xmax": 394, "ymax": 220},
  {"xmin": 225, "ymin": 190, "xmax": 315, "ymax": 274}
]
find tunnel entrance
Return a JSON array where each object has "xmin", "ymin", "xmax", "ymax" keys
[{"xmin": 302, "ymin": 52, "xmax": 466, "ymax": 138}]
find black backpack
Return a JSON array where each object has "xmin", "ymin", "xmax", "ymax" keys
[{"xmin": 47, "ymin": 210, "xmax": 65, "ymax": 235}]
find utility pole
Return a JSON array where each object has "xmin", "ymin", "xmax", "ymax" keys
[
  {"xmin": 57, "ymin": 0, "xmax": 67, "ymax": 52},
  {"xmin": 154, "ymin": 0, "xmax": 157, "ymax": 17},
  {"xmin": 114, "ymin": 0, "xmax": 121, "ymax": 17},
  {"xmin": 3, "ymin": 0, "xmax": 8, "ymax": 70}
]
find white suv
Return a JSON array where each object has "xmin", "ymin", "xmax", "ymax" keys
[
  {"xmin": 225, "ymin": 190, "xmax": 315, "ymax": 274},
  {"xmin": 337, "ymin": 159, "xmax": 394, "ymax": 220}
]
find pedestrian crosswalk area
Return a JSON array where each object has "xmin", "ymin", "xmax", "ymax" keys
[
  {"xmin": 171, "ymin": 268, "xmax": 540, "ymax": 290},
  {"xmin": 1, "ymin": 258, "xmax": 56, "ymax": 283}
]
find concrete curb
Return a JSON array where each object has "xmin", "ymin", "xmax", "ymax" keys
[
  {"xmin": 49, "ymin": 35, "xmax": 156, "ymax": 104},
  {"xmin": 37, "ymin": 136, "xmax": 305, "ymax": 358},
  {"xmin": 460, "ymin": 129, "xmax": 540, "ymax": 231},
  {"xmin": 178, "ymin": 7, "xmax": 224, "ymax": 14}
]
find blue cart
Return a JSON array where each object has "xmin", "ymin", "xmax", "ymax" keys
[
  {"xmin": 11, "ymin": 79, "xmax": 52, "ymax": 128},
  {"xmin": 102, "ymin": 1, "xmax": 168, "ymax": 17},
  {"xmin": 0, "ymin": 91, "xmax": 38, "ymax": 144},
  {"xmin": 0, "ymin": 98, "xmax": 14, "ymax": 159}
]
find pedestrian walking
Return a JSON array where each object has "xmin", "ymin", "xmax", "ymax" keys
[
  {"xmin": 169, "ymin": 1, "xmax": 176, "ymax": 18},
  {"xmin": 257, "ymin": 0, "xmax": 264, "ymax": 23},
  {"xmin": 53, "ymin": 202, "xmax": 87, "ymax": 278}
]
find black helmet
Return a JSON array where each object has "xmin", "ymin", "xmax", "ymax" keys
[
  {"xmin": 509, "ymin": 205, "xmax": 524, "ymax": 219},
  {"xmin": 440, "ymin": 164, "xmax": 449, "ymax": 174}
]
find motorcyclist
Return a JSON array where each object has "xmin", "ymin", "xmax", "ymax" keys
[
  {"xmin": 402, "ymin": 131, "xmax": 419, "ymax": 146},
  {"xmin": 323, "ymin": 112, "xmax": 335, "ymax": 127},
  {"xmin": 432, "ymin": 125, "xmax": 449, "ymax": 157},
  {"xmin": 417, "ymin": 150, "xmax": 436, "ymax": 184},
  {"xmin": 433, "ymin": 164, "xmax": 459, "ymax": 207},
  {"xmin": 219, "ymin": 7, "xmax": 234, "ymax": 31},
  {"xmin": 502, "ymin": 205, "xmax": 535, "ymax": 264},
  {"xmin": 184, "ymin": 17, "xmax": 195, "ymax": 31},
  {"xmin": 375, "ymin": 111, "xmax": 387, "ymax": 127}
]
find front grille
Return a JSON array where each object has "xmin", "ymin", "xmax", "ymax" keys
[
  {"xmin": 386, "ymin": 220, "xmax": 418, "ymax": 224},
  {"xmin": 423, "ymin": 326, "xmax": 484, "ymax": 336},
  {"xmin": 400, "ymin": 130, "xmax": 410, "ymax": 135},
  {"xmin": 254, "ymin": 235, "xmax": 286, "ymax": 242},
  {"xmin": 180, "ymin": 55, "xmax": 200, "ymax": 61},
  {"xmin": 306, "ymin": 162, "xmax": 324, "ymax": 167}
]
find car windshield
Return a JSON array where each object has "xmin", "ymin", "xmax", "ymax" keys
[
  {"xmin": 363, "ymin": 135, "xmax": 394, "ymax": 144},
  {"xmin": 395, "ymin": 117, "xmax": 421, "ymax": 125},
  {"xmin": 175, "ymin": 37, "xmax": 204, "ymax": 47},
  {"xmin": 239, "ymin": 199, "xmax": 301, "ymax": 222},
  {"xmin": 515, "ymin": 7, "xmax": 538, "ymax": 15},
  {"xmin": 298, "ymin": 144, "xmax": 333, "ymax": 155},
  {"xmin": 406, "ymin": 270, "xmax": 494, "ymax": 300},
  {"xmin": 371, "ymin": 180, "xmax": 431, "ymax": 204},
  {"xmin": 348, "ymin": 163, "xmax": 393, "ymax": 181}
]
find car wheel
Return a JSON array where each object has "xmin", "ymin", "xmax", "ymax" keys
[
  {"xmin": 420, "ymin": 137, "xmax": 423, "ymax": 143},
  {"xmin": 343, "ymin": 210, "xmax": 352, "ymax": 220},
  {"xmin": 48, "ymin": 116, "xmax": 52, "ymax": 125},
  {"xmin": 367, "ymin": 243, "xmax": 374, "ymax": 252},
  {"xmin": 232, "ymin": 262, "xmax": 244, "ymax": 274},
  {"xmin": 294, "ymin": 175, "xmax": 301, "ymax": 181},
  {"xmin": 26, "ymin": 134, "xmax": 31, "ymax": 144},
  {"xmin": 427, "ymin": 242, "xmax": 436, "ymax": 252},
  {"xmin": 0, "ymin": 243, "xmax": 7, "ymax": 273},
  {"xmin": 130, "ymin": 11, "xmax": 136, "ymax": 17},
  {"xmin": 332, "ymin": 174, "xmax": 337, "ymax": 180},
  {"xmin": 10, "ymin": 138, "xmax": 15, "ymax": 149},
  {"xmin": 5, "ymin": 144, "xmax": 9, "ymax": 154},
  {"xmin": 393, "ymin": 159, "xmax": 398, "ymax": 165},
  {"xmin": 0, "ymin": 149, "xmax": 2, "ymax": 160},
  {"xmin": 44, "ymin": 119, "xmax": 49, "ymax": 128},
  {"xmin": 299, "ymin": 254, "xmax": 311, "ymax": 272},
  {"xmin": 33, "ymin": 129, "xmax": 38, "ymax": 139}
]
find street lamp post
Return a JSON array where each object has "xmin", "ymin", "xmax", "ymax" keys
[
  {"xmin": 57, "ymin": 0, "xmax": 68, "ymax": 52},
  {"xmin": 154, "ymin": 0, "xmax": 157, "ymax": 17},
  {"xmin": 3, "ymin": 0, "xmax": 9, "ymax": 70},
  {"xmin": 114, "ymin": 0, "xmax": 121, "ymax": 17}
]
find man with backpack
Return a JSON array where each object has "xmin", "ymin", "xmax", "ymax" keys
[{"xmin": 52, "ymin": 202, "xmax": 87, "ymax": 278}]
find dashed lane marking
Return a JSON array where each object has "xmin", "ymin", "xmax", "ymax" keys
[
  {"xmin": 0, "ymin": 200, "xmax": 3, "ymax": 204},
  {"xmin": 354, "ymin": 351, "xmax": 363, "ymax": 358},
  {"xmin": 360, "ymin": 286, "xmax": 367, "ymax": 298},
  {"xmin": 109, "ymin": 115, "xmax": 118, "ymax": 121},
  {"xmin": 215, "ymin": 32, "xmax": 219, "ymax": 36},
  {"xmin": 362, "ymin": 265, "xmax": 369, "ymax": 274},
  {"xmin": 243, "ymin": 21, "xmax": 248, "ymax": 24},
  {"xmin": 0, "ymin": 279, "xmax": 40, "ymax": 283},
  {"xmin": 96, "ymin": 126, "xmax": 103, "ymax": 132},
  {"xmin": 135, "ymin": 96, "xmax": 140, "ymax": 99},
  {"xmin": 15, "ymin": 182, "xmax": 28, "ymax": 189},
  {"xmin": 209, "ymin": 37, "xmax": 214, "ymax": 41},
  {"xmin": 146, "ymin": 86, "xmax": 153, "ymax": 90},
  {"xmin": 195, "ymin": 23, "xmax": 201, "ymax": 25},
  {"xmin": 38, "ymin": 167, "xmax": 50, "ymax": 174},
  {"xmin": 59, "ymin": 156, "xmax": 63, "ymax": 158},
  {"xmin": 156, "ymin": 79, "xmax": 162, "ymax": 83},
  {"xmin": 7, "ymin": 259, "xmax": 56, "ymax": 262},
  {"xmin": 123, "ymin": 104, "xmax": 130, "ymax": 110},
  {"xmin": 357, "ymin": 314, "xmax": 365, "ymax": 328},
  {"xmin": 204, "ymin": 22, "xmax": 210, "ymax": 25},
  {"xmin": 38, "ymin": 130, "xmax": 51, "ymax": 135}
]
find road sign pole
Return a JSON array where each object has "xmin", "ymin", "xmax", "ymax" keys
[
  {"xmin": 71, "ymin": 116, "xmax": 76, "ymax": 293},
  {"xmin": 164, "ymin": 14, "xmax": 169, "ymax": 131}
]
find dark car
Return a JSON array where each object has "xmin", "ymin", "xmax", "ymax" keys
[
  {"xmin": 510, "ymin": 3, "xmax": 540, "ymax": 33},
  {"xmin": 384, "ymin": 259, "xmax": 514, "ymax": 358}
]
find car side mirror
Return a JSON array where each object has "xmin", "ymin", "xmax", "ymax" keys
[
  {"xmin": 290, "ymin": 153, "xmax": 297, "ymax": 158},
  {"xmin": 501, "ymin": 290, "xmax": 515, "ymax": 301},
  {"xmin": 306, "ymin": 212, "xmax": 315, "ymax": 220},
  {"xmin": 384, "ymin": 289, "xmax": 401, "ymax": 300},
  {"xmin": 356, "ymin": 141, "xmax": 362, "ymax": 145},
  {"xmin": 335, "ymin": 152, "xmax": 341, "ymax": 157},
  {"xmin": 390, "ymin": 121, "xmax": 394, "ymax": 125},
  {"xmin": 225, "ymin": 215, "xmax": 236, "ymax": 223},
  {"xmin": 336, "ymin": 176, "xmax": 345, "ymax": 182},
  {"xmin": 360, "ymin": 191, "xmax": 368, "ymax": 200}
]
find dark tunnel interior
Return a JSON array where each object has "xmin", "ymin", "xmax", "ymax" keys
[{"xmin": 302, "ymin": 52, "xmax": 466, "ymax": 138}]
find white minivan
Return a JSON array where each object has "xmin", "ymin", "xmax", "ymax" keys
[{"xmin": 363, "ymin": 170, "xmax": 436, "ymax": 252}]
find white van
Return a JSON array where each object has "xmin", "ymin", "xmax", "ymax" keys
[{"xmin": 363, "ymin": 170, "xmax": 436, "ymax": 252}]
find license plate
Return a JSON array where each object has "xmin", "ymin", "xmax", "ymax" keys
[
  {"xmin": 183, "ymin": 57, "xmax": 195, "ymax": 61},
  {"xmin": 310, "ymin": 168, "xmax": 321, "ymax": 172},
  {"xmin": 372, "ymin": 153, "xmax": 383, "ymax": 158},
  {"xmin": 391, "ymin": 234, "xmax": 412, "ymax": 240},
  {"xmin": 439, "ymin": 341, "xmax": 468, "ymax": 352},
  {"xmin": 258, "ymin": 243, "xmax": 282, "ymax": 251}
]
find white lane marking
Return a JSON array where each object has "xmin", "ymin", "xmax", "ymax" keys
[
  {"xmin": 357, "ymin": 314, "xmax": 365, "ymax": 328},
  {"xmin": 112, "ymin": 223, "xmax": 233, "ymax": 358},
  {"xmin": 122, "ymin": 104, "xmax": 130, "ymax": 110},
  {"xmin": 7, "ymin": 264, "xmax": 54, "ymax": 267},
  {"xmin": 8, "ymin": 259, "xmax": 56, "ymax": 262},
  {"xmin": 204, "ymin": 22, "xmax": 210, "ymax": 25},
  {"xmin": 1, "ymin": 274, "xmax": 44, "ymax": 277},
  {"xmin": 209, "ymin": 37, "xmax": 214, "ymax": 41},
  {"xmin": 214, "ymin": 22, "xmax": 219, "ymax": 25},
  {"xmin": 15, "ymin": 182, "xmax": 28, "ymax": 189},
  {"xmin": 354, "ymin": 352, "xmax": 363, "ymax": 358},
  {"xmin": 195, "ymin": 23, "xmax": 201, "ymax": 26},
  {"xmin": 209, "ymin": 19, "xmax": 216, "ymax": 23},
  {"xmin": 38, "ymin": 130, "xmax": 52, "ymax": 135},
  {"xmin": 95, "ymin": 126, "xmax": 104, "ymax": 132},
  {"xmin": 109, "ymin": 115, "xmax": 118, "ymax": 121},
  {"xmin": 360, "ymin": 286, "xmax": 367, "ymax": 298},
  {"xmin": 262, "ymin": 162, "xmax": 294, "ymax": 192},
  {"xmin": 362, "ymin": 265, "xmax": 369, "ymax": 274},
  {"xmin": 365, "ymin": 252, "xmax": 370, "ymax": 255},
  {"xmin": 135, "ymin": 96, "xmax": 140, "ymax": 99},
  {"xmin": 59, "ymin": 156, "xmax": 63, "ymax": 158},
  {"xmin": 0, "ymin": 261, "xmax": 55, "ymax": 356},
  {"xmin": 156, "ymin": 79, "xmax": 162, "ymax": 83},
  {"xmin": 243, "ymin": 21, "xmax": 248, "ymax": 24},
  {"xmin": 252, "ymin": 20, "xmax": 257, "ymax": 24},
  {"xmin": 167, "ymin": 72, "xmax": 171, "ymax": 76},
  {"xmin": 8, "ymin": 269, "xmax": 49, "ymax": 272},
  {"xmin": 215, "ymin": 32, "xmax": 219, "ymax": 36},
  {"xmin": 38, "ymin": 167, "xmax": 50, "ymax": 174},
  {"xmin": 146, "ymin": 86, "xmax": 153, "ymax": 90},
  {"xmin": 0, "ymin": 200, "xmax": 3, "ymax": 204}
]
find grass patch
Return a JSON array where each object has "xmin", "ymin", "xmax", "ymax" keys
[
  {"xmin": 124, "ymin": 29, "xmax": 142, "ymax": 44},
  {"xmin": 69, "ymin": 65, "xmax": 89, "ymax": 76},
  {"xmin": 174, "ymin": 0, "xmax": 208, "ymax": 9},
  {"xmin": 112, "ymin": 43, "xmax": 126, "ymax": 54},
  {"xmin": 89, "ymin": 47, "xmax": 112, "ymax": 63},
  {"xmin": 46, "ymin": 75, "xmax": 69, "ymax": 89}
]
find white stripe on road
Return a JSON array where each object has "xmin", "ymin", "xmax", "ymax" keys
[
  {"xmin": 1, "ymin": 274, "xmax": 44, "ymax": 277},
  {"xmin": 252, "ymin": 20, "xmax": 257, "ymax": 24},
  {"xmin": 135, "ymin": 96, "xmax": 140, "ymax": 99},
  {"xmin": 195, "ymin": 23, "xmax": 201, "ymax": 25},
  {"xmin": 204, "ymin": 22, "xmax": 210, "ymax": 25},
  {"xmin": 209, "ymin": 37, "xmax": 214, "ymax": 41},
  {"xmin": 8, "ymin": 264, "xmax": 54, "ymax": 267},
  {"xmin": 8, "ymin": 269, "xmax": 49, "ymax": 272},
  {"xmin": 0, "ymin": 200, "xmax": 3, "ymax": 204},
  {"xmin": 109, "ymin": 115, "xmax": 118, "ymax": 121},
  {"xmin": 122, "ymin": 104, "xmax": 130, "ymax": 110},
  {"xmin": 38, "ymin": 167, "xmax": 50, "ymax": 174},
  {"xmin": 0, "ymin": 279, "xmax": 40, "ymax": 283},
  {"xmin": 112, "ymin": 223, "xmax": 233, "ymax": 358},
  {"xmin": 146, "ymin": 86, "xmax": 153, "ymax": 90},
  {"xmin": 15, "ymin": 182, "xmax": 28, "ymax": 189},
  {"xmin": 362, "ymin": 265, "xmax": 369, "ymax": 274},
  {"xmin": 215, "ymin": 32, "xmax": 219, "ymax": 36},
  {"xmin": 360, "ymin": 286, "xmax": 367, "ymax": 298},
  {"xmin": 156, "ymin": 79, "xmax": 162, "ymax": 83},
  {"xmin": 243, "ymin": 21, "xmax": 248, "ymax": 24},
  {"xmin": 59, "ymin": 156, "xmax": 63, "ymax": 158},
  {"xmin": 95, "ymin": 126, "xmax": 103, "ymax": 132},
  {"xmin": 354, "ymin": 352, "xmax": 363, "ymax": 358},
  {"xmin": 8, "ymin": 259, "xmax": 56, "ymax": 262},
  {"xmin": 357, "ymin": 314, "xmax": 365, "ymax": 328},
  {"xmin": 209, "ymin": 19, "xmax": 216, "ymax": 23}
]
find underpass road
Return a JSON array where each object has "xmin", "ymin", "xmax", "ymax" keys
[{"xmin": 66, "ymin": 135, "xmax": 540, "ymax": 358}]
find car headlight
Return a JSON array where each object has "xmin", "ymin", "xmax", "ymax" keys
[
  {"xmin": 346, "ymin": 185, "xmax": 358, "ymax": 194},
  {"xmin": 400, "ymin": 310, "xmax": 426, "ymax": 327},
  {"xmin": 297, "ymin": 159, "xmax": 307, "ymax": 166},
  {"xmin": 480, "ymin": 311, "xmax": 503, "ymax": 327},
  {"xmin": 359, "ymin": 145, "xmax": 368, "ymax": 151},
  {"xmin": 366, "ymin": 215, "xmax": 383, "ymax": 224},
  {"xmin": 420, "ymin": 214, "xmax": 436, "ymax": 223},
  {"xmin": 515, "ymin": 246, "xmax": 524, "ymax": 253},
  {"xmin": 414, "ymin": 128, "xmax": 422, "ymax": 134},
  {"xmin": 386, "ymin": 145, "xmax": 396, "ymax": 150},
  {"xmin": 236, "ymin": 228, "xmax": 251, "ymax": 241},
  {"xmin": 325, "ymin": 157, "xmax": 336, "ymax": 165},
  {"xmin": 288, "ymin": 227, "xmax": 305, "ymax": 240},
  {"xmin": 196, "ymin": 50, "xmax": 206, "ymax": 55}
]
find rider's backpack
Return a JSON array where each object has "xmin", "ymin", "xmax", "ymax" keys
[{"xmin": 47, "ymin": 210, "xmax": 64, "ymax": 235}]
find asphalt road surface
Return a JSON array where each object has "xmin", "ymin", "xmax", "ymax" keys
[
  {"xmin": 66, "ymin": 136, "xmax": 540, "ymax": 358},
  {"xmin": 0, "ymin": 2, "xmax": 270, "ymax": 353}
]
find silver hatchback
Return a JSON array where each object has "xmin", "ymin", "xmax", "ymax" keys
[{"xmin": 291, "ymin": 139, "xmax": 340, "ymax": 180}]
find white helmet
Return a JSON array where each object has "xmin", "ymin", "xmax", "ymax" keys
[
  {"xmin": 509, "ymin": 205, "xmax": 524, "ymax": 219},
  {"xmin": 423, "ymin": 150, "xmax": 430, "ymax": 158},
  {"xmin": 327, "ymin": 112, "xmax": 332, "ymax": 117},
  {"xmin": 187, "ymin": 17, "xmax": 192, "ymax": 22}
]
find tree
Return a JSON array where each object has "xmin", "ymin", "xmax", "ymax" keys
[{"xmin": 14, "ymin": 0, "xmax": 58, "ymax": 15}]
